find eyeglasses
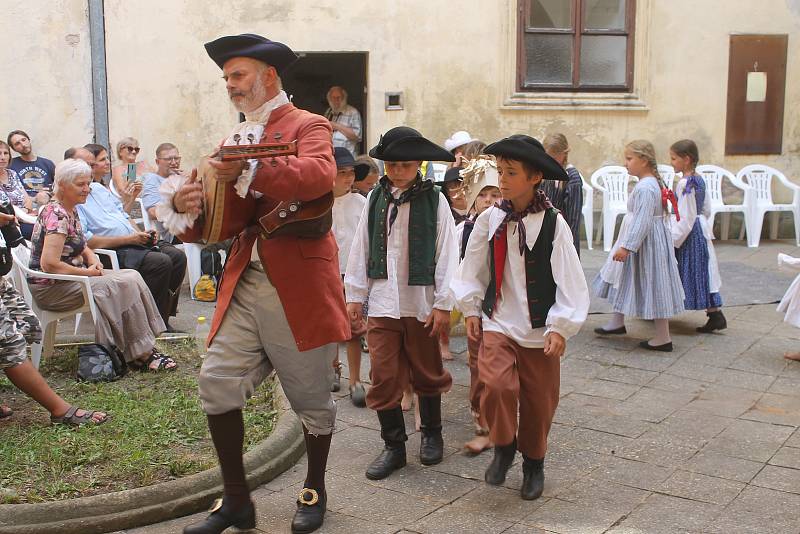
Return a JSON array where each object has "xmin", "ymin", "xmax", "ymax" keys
[
  {"xmin": 125, "ymin": 147, "xmax": 141, "ymax": 153},
  {"xmin": 158, "ymin": 156, "xmax": 181, "ymax": 162}
]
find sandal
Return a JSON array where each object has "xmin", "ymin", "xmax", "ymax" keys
[
  {"xmin": 50, "ymin": 406, "xmax": 108, "ymax": 426},
  {"xmin": 0, "ymin": 405, "xmax": 13, "ymax": 420},
  {"xmin": 132, "ymin": 349, "xmax": 177, "ymax": 372}
]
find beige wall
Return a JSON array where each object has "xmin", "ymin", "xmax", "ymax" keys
[
  {"xmin": 0, "ymin": 0, "xmax": 93, "ymax": 160},
  {"xmin": 2, "ymin": 0, "xmax": 798, "ymax": 199}
]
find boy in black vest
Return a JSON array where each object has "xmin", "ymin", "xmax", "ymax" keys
[
  {"xmin": 345, "ymin": 126, "xmax": 458, "ymax": 480},
  {"xmin": 451, "ymin": 135, "xmax": 589, "ymax": 500}
]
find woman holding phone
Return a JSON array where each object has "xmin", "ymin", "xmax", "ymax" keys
[{"xmin": 110, "ymin": 137, "xmax": 153, "ymax": 201}]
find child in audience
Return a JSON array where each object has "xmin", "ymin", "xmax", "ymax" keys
[
  {"xmin": 669, "ymin": 139, "xmax": 726, "ymax": 333},
  {"xmin": 594, "ymin": 140, "xmax": 685, "ymax": 351}
]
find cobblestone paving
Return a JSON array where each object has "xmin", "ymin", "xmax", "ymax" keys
[{"xmin": 121, "ymin": 242, "xmax": 800, "ymax": 533}]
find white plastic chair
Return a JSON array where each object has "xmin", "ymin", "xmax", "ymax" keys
[
  {"xmin": 696, "ymin": 165, "xmax": 749, "ymax": 242},
  {"xmin": 580, "ymin": 173, "xmax": 594, "ymax": 250},
  {"xmin": 10, "ymin": 245, "xmax": 98, "ymax": 369},
  {"xmin": 736, "ymin": 165, "xmax": 800, "ymax": 248},
  {"xmin": 590, "ymin": 166, "xmax": 636, "ymax": 252}
]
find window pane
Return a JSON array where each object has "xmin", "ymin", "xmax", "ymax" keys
[
  {"xmin": 524, "ymin": 34, "xmax": 573, "ymax": 85},
  {"xmin": 579, "ymin": 35, "xmax": 627, "ymax": 85},
  {"xmin": 584, "ymin": 0, "xmax": 626, "ymax": 30},
  {"xmin": 529, "ymin": 0, "xmax": 573, "ymax": 29}
]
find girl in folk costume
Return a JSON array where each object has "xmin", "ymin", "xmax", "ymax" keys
[
  {"xmin": 345, "ymin": 126, "xmax": 458, "ymax": 480},
  {"xmin": 777, "ymin": 254, "xmax": 800, "ymax": 361},
  {"xmin": 452, "ymin": 135, "xmax": 589, "ymax": 500},
  {"xmin": 594, "ymin": 140, "xmax": 685, "ymax": 352},
  {"xmin": 457, "ymin": 155, "xmax": 501, "ymax": 454},
  {"xmin": 330, "ymin": 147, "xmax": 371, "ymax": 406},
  {"xmin": 669, "ymin": 140, "xmax": 726, "ymax": 332},
  {"xmin": 540, "ymin": 133, "xmax": 584, "ymax": 257}
]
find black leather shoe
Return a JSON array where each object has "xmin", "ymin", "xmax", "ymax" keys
[
  {"xmin": 594, "ymin": 326, "xmax": 627, "ymax": 335},
  {"xmin": 639, "ymin": 340, "xmax": 673, "ymax": 352},
  {"xmin": 485, "ymin": 439, "xmax": 517, "ymax": 486},
  {"xmin": 521, "ymin": 456, "xmax": 545, "ymax": 500},
  {"xmin": 418, "ymin": 395, "xmax": 444, "ymax": 466},
  {"xmin": 366, "ymin": 444, "xmax": 407, "ymax": 479},
  {"xmin": 697, "ymin": 310, "xmax": 727, "ymax": 333},
  {"xmin": 183, "ymin": 498, "xmax": 255, "ymax": 534},
  {"xmin": 291, "ymin": 487, "xmax": 326, "ymax": 534}
]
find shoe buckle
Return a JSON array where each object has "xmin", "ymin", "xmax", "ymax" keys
[
  {"xmin": 297, "ymin": 487, "xmax": 319, "ymax": 506},
  {"xmin": 209, "ymin": 498, "xmax": 223, "ymax": 513}
]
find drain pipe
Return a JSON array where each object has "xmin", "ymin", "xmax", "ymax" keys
[{"xmin": 88, "ymin": 0, "xmax": 109, "ymax": 149}]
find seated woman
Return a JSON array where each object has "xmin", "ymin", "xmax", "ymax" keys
[
  {"xmin": 0, "ymin": 199, "xmax": 106, "ymax": 425},
  {"xmin": 110, "ymin": 137, "xmax": 153, "ymax": 200},
  {"xmin": 27, "ymin": 159, "xmax": 176, "ymax": 372},
  {"xmin": 0, "ymin": 140, "xmax": 36, "ymax": 239}
]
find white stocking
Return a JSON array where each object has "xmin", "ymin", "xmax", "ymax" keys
[
  {"xmin": 650, "ymin": 319, "xmax": 671, "ymax": 346},
  {"xmin": 603, "ymin": 313, "xmax": 625, "ymax": 331}
]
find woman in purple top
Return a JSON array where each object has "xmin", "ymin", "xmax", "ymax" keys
[
  {"xmin": 27, "ymin": 159, "xmax": 177, "ymax": 372},
  {"xmin": 0, "ymin": 140, "xmax": 36, "ymax": 238}
]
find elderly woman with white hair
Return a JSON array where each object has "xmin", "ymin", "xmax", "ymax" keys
[{"xmin": 27, "ymin": 159, "xmax": 176, "ymax": 371}]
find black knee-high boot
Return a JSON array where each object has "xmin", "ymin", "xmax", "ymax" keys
[
  {"xmin": 184, "ymin": 410, "xmax": 255, "ymax": 534},
  {"xmin": 366, "ymin": 407, "xmax": 407, "ymax": 480},
  {"xmin": 418, "ymin": 395, "xmax": 444, "ymax": 465}
]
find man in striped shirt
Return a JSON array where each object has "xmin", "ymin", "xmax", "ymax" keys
[{"xmin": 324, "ymin": 86, "xmax": 362, "ymax": 156}]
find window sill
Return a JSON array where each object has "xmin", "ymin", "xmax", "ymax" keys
[{"xmin": 502, "ymin": 91, "xmax": 649, "ymax": 111}]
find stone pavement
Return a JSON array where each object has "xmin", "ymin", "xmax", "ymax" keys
[{"xmin": 115, "ymin": 242, "xmax": 800, "ymax": 533}]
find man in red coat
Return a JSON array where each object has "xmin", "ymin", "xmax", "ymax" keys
[{"xmin": 162, "ymin": 34, "xmax": 349, "ymax": 534}]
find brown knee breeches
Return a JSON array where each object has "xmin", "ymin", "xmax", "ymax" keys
[
  {"xmin": 365, "ymin": 317, "xmax": 453, "ymax": 411},
  {"xmin": 478, "ymin": 332, "xmax": 560, "ymax": 459}
]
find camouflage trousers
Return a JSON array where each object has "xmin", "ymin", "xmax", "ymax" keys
[{"xmin": 0, "ymin": 277, "xmax": 42, "ymax": 369}]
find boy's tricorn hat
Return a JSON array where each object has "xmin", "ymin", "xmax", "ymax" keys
[
  {"xmin": 369, "ymin": 127, "xmax": 456, "ymax": 163},
  {"xmin": 205, "ymin": 34, "xmax": 298, "ymax": 73},
  {"xmin": 484, "ymin": 134, "xmax": 569, "ymax": 181},
  {"xmin": 334, "ymin": 147, "xmax": 370, "ymax": 182}
]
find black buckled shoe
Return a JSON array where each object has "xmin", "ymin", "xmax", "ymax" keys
[
  {"xmin": 419, "ymin": 395, "xmax": 444, "ymax": 466},
  {"xmin": 291, "ymin": 487, "xmax": 326, "ymax": 534},
  {"xmin": 183, "ymin": 498, "xmax": 255, "ymax": 534},
  {"xmin": 697, "ymin": 310, "xmax": 727, "ymax": 333},
  {"xmin": 366, "ymin": 407, "xmax": 408, "ymax": 480},
  {"xmin": 520, "ymin": 456, "xmax": 545, "ymax": 500},
  {"xmin": 485, "ymin": 439, "xmax": 517, "ymax": 486}
]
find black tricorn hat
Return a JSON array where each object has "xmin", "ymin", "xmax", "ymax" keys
[
  {"xmin": 369, "ymin": 127, "xmax": 456, "ymax": 163},
  {"xmin": 484, "ymin": 135, "xmax": 569, "ymax": 181},
  {"xmin": 204, "ymin": 34, "xmax": 299, "ymax": 74},
  {"xmin": 334, "ymin": 147, "xmax": 370, "ymax": 182}
]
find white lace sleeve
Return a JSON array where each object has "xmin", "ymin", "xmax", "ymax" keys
[{"xmin": 155, "ymin": 174, "xmax": 200, "ymax": 236}]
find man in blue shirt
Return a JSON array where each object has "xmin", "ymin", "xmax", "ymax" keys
[
  {"xmin": 141, "ymin": 142, "xmax": 181, "ymax": 244},
  {"xmin": 72, "ymin": 148, "xmax": 187, "ymax": 331},
  {"xmin": 7, "ymin": 130, "xmax": 54, "ymax": 208}
]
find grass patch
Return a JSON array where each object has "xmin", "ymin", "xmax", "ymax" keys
[{"xmin": 0, "ymin": 337, "xmax": 277, "ymax": 503}]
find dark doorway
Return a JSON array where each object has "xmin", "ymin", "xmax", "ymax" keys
[{"xmin": 282, "ymin": 52, "xmax": 368, "ymax": 155}]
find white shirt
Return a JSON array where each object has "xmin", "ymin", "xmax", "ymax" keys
[
  {"xmin": 345, "ymin": 186, "xmax": 458, "ymax": 322},
  {"xmin": 451, "ymin": 206, "xmax": 589, "ymax": 348},
  {"xmin": 333, "ymin": 192, "xmax": 366, "ymax": 275}
]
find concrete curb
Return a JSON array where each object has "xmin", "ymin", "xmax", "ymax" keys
[{"xmin": 0, "ymin": 385, "xmax": 305, "ymax": 534}]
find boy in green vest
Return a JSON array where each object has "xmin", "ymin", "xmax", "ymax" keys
[
  {"xmin": 451, "ymin": 135, "xmax": 589, "ymax": 500},
  {"xmin": 345, "ymin": 126, "xmax": 458, "ymax": 480}
]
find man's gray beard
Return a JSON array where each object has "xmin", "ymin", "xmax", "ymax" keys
[
  {"xmin": 231, "ymin": 76, "xmax": 269, "ymax": 114},
  {"xmin": 328, "ymin": 101, "xmax": 347, "ymax": 113}
]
